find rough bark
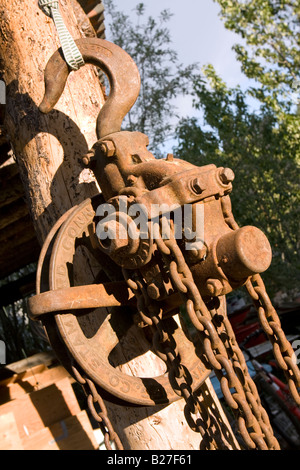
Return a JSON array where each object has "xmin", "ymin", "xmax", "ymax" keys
[
  {"xmin": 0, "ymin": 0, "xmax": 103, "ymax": 243},
  {"xmin": 0, "ymin": 0, "xmax": 239, "ymax": 450}
]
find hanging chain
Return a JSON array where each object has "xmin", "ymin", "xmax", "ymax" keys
[
  {"xmin": 68, "ymin": 194, "xmax": 298, "ymax": 450},
  {"xmin": 122, "ymin": 268, "xmax": 229, "ymax": 450},
  {"xmin": 246, "ymin": 274, "xmax": 300, "ymax": 404},
  {"xmin": 144, "ymin": 216, "xmax": 281, "ymax": 450},
  {"xmin": 221, "ymin": 195, "xmax": 300, "ymax": 406},
  {"xmin": 71, "ymin": 362, "xmax": 124, "ymax": 450}
]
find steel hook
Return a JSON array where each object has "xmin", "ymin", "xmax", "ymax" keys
[{"xmin": 39, "ymin": 38, "xmax": 141, "ymax": 139}]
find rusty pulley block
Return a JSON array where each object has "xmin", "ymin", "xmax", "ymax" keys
[{"xmin": 27, "ymin": 37, "xmax": 298, "ymax": 433}]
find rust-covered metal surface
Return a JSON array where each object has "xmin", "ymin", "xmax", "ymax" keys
[{"xmin": 27, "ymin": 37, "xmax": 300, "ymax": 450}]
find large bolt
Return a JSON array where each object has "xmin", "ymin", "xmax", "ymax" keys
[
  {"xmin": 166, "ymin": 153, "xmax": 174, "ymax": 162},
  {"xmin": 81, "ymin": 149, "xmax": 95, "ymax": 167},
  {"xmin": 100, "ymin": 140, "xmax": 116, "ymax": 157},
  {"xmin": 190, "ymin": 177, "xmax": 204, "ymax": 195},
  {"xmin": 127, "ymin": 175, "xmax": 138, "ymax": 186},
  {"xmin": 147, "ymin": 283, "xmax": 160, "ymax": 300},
  {"xmin": 206, "ymin": 279, "xmax": 224, "ymax": 297},
  {"xmin": 219, "ymin": 167, "xmax": 235, "ymax": 185}
]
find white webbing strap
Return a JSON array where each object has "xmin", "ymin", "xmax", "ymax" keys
[{"xmin": 38, "ymin": 0, "xmax": 85, "ymax": 71}]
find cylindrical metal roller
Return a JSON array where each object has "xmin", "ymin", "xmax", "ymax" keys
[{"xmin": 216, "ymin": 226, "xmax": 272, "ymax": 281}]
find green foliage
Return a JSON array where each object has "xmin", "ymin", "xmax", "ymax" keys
[
  {"xmin": 174, "ymin": 2, "xmax": 300, "ymax": 295},
  {"xmin": 216, "ymin": 0, "xmax": 300, "ymax": 114},
  {"xmin": 0, "ymin": 264, "xmax": 49, "ymax": 364},
  {"xmin": 103, "ymin": 0, "xmax": 197, "ymax": 155},
  {"xmin": 102, "ymin": 0, "xmax": 299, "ymax": 295},
  {"xmin": 0, "ymin": 301, "xmax": 48, "ymax": 364}
]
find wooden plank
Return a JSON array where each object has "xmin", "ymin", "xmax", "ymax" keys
[
  {"xmin": 0, "ymin": 412, "xmax": 23, "ymax": 450},
  {"xmin": 0, "ymin": 142, "xmax": 12, "ymax": 166},
  {"xmin": 0, "ymin": 197, "xmax": 29, "ymax": 232},
  {"xmin": 0, "ymin": 351, "xmax": 56, "ymax": 377},
  {"xmin": 0, "ymin": 214, "xmax": 36, "ymax": 245},
  {"xmin": 0, "ymin": 270, "xmax": 36, "ymax": 308},
  {"xmin": 0, "ymin": 236, "xmax": 40, "ymax": 278},
  {"xmin": 0, "ymin": 363, "xmax": 47, "ymax": 388},
  {"xmin": 23, "ymin": 410, "xmax": 98, "ymax": 450},
  {"xmin": 0, "ymin": 163, "xmax": 25, "ymax": 209},
  {"xmin": 0, "ymin": 377, "xmax": 81, "ymax": 441},
  {"xmin": 0, "ymin": 365, "xmax": 72, "ymax": 404}
]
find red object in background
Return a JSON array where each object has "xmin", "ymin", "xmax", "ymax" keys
[
  {"xmin": 229, "ymin": 304, "xmax": 300, "ymax": 423},
  {"xmin": 228, "ymin": 304, "xmax": 266, "ymax": 347},
  {"xmin": 233, "ymin": 321, "xmax": 267, "ymax": 347},
  {"xmin": 228, "ymin": 305, "xmax": 251, "ymax": 329},
  {"xmin": 269, "ymin": 372, "xmax": 300, "ymax": 421}
]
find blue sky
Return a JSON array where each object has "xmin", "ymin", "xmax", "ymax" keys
[
  {"xmin": 104, "ymin": 1, "xmax": 248, "ymax": 151},
  {"xmin": 105, "ymin": 1, "xmax": 245, "ymax": 86}
]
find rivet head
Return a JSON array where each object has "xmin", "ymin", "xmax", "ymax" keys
[
  {"xmin": 206, "ymin": 278, "xmax": 223, "ymax": 297},
  {"xmin": 127, "ymin": 175, "xmax": 138, "ymax": 186},
  {"xmin": 81, "ymin": 149, "xmax": 95, "ymax": 166}
]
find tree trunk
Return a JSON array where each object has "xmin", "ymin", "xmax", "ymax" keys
[{"xmin": 0, "ymin": 0, "xmax": 239, "ymax": 450}]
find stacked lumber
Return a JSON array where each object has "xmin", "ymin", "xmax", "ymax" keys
[{"xmin": 0, "ymin": 353, "xmax": 98, "ymax": 450}]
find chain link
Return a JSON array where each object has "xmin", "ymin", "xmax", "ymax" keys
[
  {"xmin": 122, "ymin": 267, "xmax": 222, "ymax": 450},
  {"xmin": 71, "ymin": 362, "xmax": 124, "ymax": 450},
  {"xmin": 151, "ymin": 216, "xmax": 280, "ymax": 450},
  {"xmin": 222, "ymin": 194, "xmax": 300, "ymax": 406},
  {"xmin": 67, "ymin": 194, "xmax": 298, "ymax": 451},
  {"xmin": 246, "ymin": 274, "xmax": 300, "ymax": 405}
]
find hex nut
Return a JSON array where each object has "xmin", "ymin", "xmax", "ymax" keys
[
  {"xmin": 190, "ymin": 177, "xmax": 204, "ymax": 195},
  {"xmin": 147, "ymin": 284, "xmax": 160, "ymax": 300},
  {"xmin": 206, "ymin": 278, "xmax": 224, "ymax": 297},
  {"xmin": 100, "ymin": 140, "xmax": 116, "ymax": 157},
  {"xmin": 219, "ymin": 168, "xmax": 235, "ymax": 185}
]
